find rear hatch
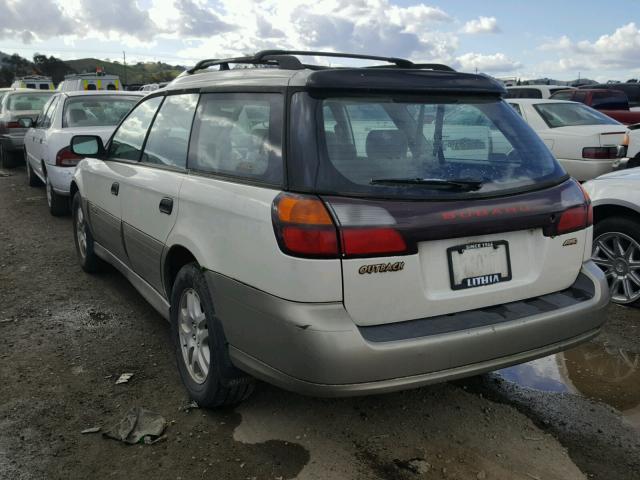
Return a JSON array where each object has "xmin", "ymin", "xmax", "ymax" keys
[{"xmin": 286, "ymin": 89, "xmax": 592, "ymax": 327}]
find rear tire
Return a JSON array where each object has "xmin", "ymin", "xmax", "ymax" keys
[
  {"xmin": 72, "ymin": 192, "xmax": 101, "ymax": 273},
  {"xmin": 46, "ymin": 175, "xmax": 70, "ymax": 216},
  {"xmin": 593, "ymin": 215, "xmax": 640, "ymax": 306},
  {"xmin": 26, "ymin": 158, "xmax": 42, "ymax": 187},
  {"xmin": 171, "ymin": 263, "xmax": 255, "ymax": 408},
  {"xmin": 0, "ymin": 144, "xmax": 18, "ymax": 169}
]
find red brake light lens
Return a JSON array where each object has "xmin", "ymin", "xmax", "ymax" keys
[
  {"xmin": 56, "ymin": 146, "xmax": 82, "ymax": 167},
  {"xmin": 342, "ymin": 228, "xmax": 406, "ymax": 256},
  {"xmin": 6, "ymin": 121, "xmax": 21, "ymax": 129},
  {"xmin": 281, "ymin": 227, "xmax": 339, "ymax": 256},
  {"xmin": 582, "ymin": 147, "xmax": 619, "ymax": 159},
  {"xmin": 557, "ymin": 206, "xmax": 589, "ymax": 234}
]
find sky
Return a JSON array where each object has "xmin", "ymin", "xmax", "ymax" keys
[{"xmin": 1, "ymin": 0, "xmax": 639, "ymax": 82}]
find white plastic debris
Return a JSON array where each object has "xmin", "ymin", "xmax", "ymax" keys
[{"xmin": 115, "ymin": 373, "xmax": 134, "ymax": 384}]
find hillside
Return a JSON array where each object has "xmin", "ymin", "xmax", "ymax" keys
[
  {"xmin": 64, "ymin": 58, "xmax": 184, "ymax": 84},
  {"xmin": 0, "ymin": 51, "xmax": 185, "ymax": 87}
]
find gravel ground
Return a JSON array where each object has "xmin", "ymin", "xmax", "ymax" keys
[{"xmin": 1, "ymin": 166, "xmax": 638, "ymax": 480}]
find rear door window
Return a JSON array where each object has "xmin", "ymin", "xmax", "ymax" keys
[
  {"xmin": 109, "ymin": 96, "xmax": 162, "ymax": 161},
  {"xmin": 188, "ymin": 93, "xmax": 283, "ymax": 184},
  {"xmin": 39, "ymin": 96, "xmax": 60, "ymax": 129},
  {"xmin": 141, "ymin": 94, "xmax": 199, "ymax": 169}
]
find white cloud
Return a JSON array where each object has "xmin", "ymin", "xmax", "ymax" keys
[
  {"xmin": 537, "ymin": 23, "xmax": 640, "ymax": 71},
  {"xmin": 456, "ymin": 52, "xmax": 520, "ymax": 73},
  {"xmin": 461, "ymin": 16, "xmax": 500, "ymax": 35}
]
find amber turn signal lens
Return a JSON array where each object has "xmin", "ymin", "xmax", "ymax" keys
[{"xmin": 277, "ymin": 196, "xmax": 333, "ymax": 225}]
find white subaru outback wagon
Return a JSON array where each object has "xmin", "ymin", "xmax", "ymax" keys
[{"xmin": 69, "ymin": 50, "xmax": 609, "ymax": 407}]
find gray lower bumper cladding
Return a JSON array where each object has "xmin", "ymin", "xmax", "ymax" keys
[{"xmin": 206, "ymin": 261, "xmax": 609, "ymax": 397}]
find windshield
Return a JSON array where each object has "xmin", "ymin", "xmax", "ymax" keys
[
  {"xmin": 8, "ymin": 92, "xmax": 53, "ymax": 111},
  {"xmin": 63, "ymin": 96, "xmax": 139, "ymax": 128},
  {"xmin": 534, "ymin": 102, "xmax": 620, "ymax": 128},
  {"xmin": 290, "ymin": 93, "xmax": 565, "ymax": 199}
]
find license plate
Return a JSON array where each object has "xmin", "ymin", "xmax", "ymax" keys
[{"xmin": 447, "ymin": 240, "xmax": 512, "ymax": 290}]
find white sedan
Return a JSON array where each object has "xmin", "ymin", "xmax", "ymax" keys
[
  {"xmin": 23, "ymin": 90, "xmax": 143, "ymax": 215},
  {"xmin": 507, "ymin": 99, "xmax": 628, "ymax": 181},
  {"xmin": 584, "ymin": 170, "xmax": 640, "ymax": 304}
]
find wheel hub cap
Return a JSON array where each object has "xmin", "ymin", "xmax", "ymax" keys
[
  {"xmin": 593, "ymin": 232, "xmax": 640, "ymax": 304},
  {"xmin": 178, "ymin": 289, "xmax": 210, "ymax": 384},
  {"xmin": 75, "ymin": 205, "xmax": 87, "ymax": 258}
]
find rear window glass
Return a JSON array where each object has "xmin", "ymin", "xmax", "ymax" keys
[
  {"xmin": 63, "ymin": 96, "xmax": 139, "ymax": 128},
  {"xmin": 534, "ymin": 102, "xmax": 620, "ymax": 128},
  {"xmin": 591, "ymin": 91, "xmax": 628, "ymax": 110},
  {"xmin": 290, "ymin": 94, "xmax": 565, "ymax": 199},
  {"xmin": 550, "ymin": 91, "xmax": 574, "ymax": 101},
  {"xmin": 505, "ymin": 88, "xmax": 542, "ymax": 99},
  {"xmin": 8, "ymin": 92, "xmax": 54, "ymax": 111}
]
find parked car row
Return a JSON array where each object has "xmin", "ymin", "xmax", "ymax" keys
[
  {"xmin": 4, "ymin": 50, "xmax": 640, "ymax": 409},
  {"xmin": 22, "ymin": 90, "xmax": 143, "ymax": 215}
]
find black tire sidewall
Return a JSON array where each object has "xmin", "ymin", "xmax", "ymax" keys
[
  {"xmin": 594, "ymin": 216, "xmax": 640, "ymax": 246},
  {"xmin": 47, "ymin": 176, "xmax": 69, "ymax": 216},
  {"xmin": 72, "ymin": 192, "xmax": 99, "ymax": 272},
  {"xmin": 170, "ymin": 264, "xmax": 246, "ymax": 406}
]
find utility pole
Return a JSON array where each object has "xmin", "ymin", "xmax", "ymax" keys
[{"xmin": 123, "ymin": 51, "xmax": 128, "ymax": 88}]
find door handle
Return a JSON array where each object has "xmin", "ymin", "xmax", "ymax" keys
[
  {"xmin": 159, "ymin": 197, "xmax": 173, "ymax": 215},
  {"xmin": 110, "ymin": 182, "xmax": 119, "ymax": 196}
]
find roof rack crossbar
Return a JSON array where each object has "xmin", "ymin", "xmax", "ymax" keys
[{"xmin": 253, "ymin": 50, "xmax": 414, "ymax": 68}]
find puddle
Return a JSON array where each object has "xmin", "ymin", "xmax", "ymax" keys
[{"xmin": 497, "ymin": 342, "xmax": 640, "ymax": 432}]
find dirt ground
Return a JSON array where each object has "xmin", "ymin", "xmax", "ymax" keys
[{"xmin": 1, "ymin": 167, "xmax": 639, "ymax": 480}]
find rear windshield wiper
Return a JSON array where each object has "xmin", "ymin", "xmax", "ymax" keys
[{"xmin": 370, "ymin": 178, "xmax": 484, "ymax": 191}]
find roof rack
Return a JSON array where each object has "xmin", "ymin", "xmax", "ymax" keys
[{"xmin": 186, "ymin": 50, "xmax": 455, "ymax": 74}]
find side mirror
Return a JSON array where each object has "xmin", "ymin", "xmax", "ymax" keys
[
  {"xmin": 70, "ymin": 135, "xmax": 105, "ymax": 158},
  {"xmin": 18, "ymin": 118, "xmax": 33, "ymax": 128}
]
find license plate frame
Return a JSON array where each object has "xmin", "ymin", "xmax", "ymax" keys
[{"xmin": 447, "ymin": 240, "xmax": 512, "ymax": 291}]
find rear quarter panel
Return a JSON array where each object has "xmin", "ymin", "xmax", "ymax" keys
[{"xmin": 168, "ymin": 175, "xmax": 343, "ymax": 303}]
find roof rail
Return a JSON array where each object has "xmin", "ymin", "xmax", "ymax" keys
[{"xmin": 186, "ymin": 50, "xmax": 421, "ymax": 74}]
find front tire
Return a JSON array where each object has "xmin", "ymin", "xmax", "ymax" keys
[
  {"xmin": 72, "ymin": 192, "xmax": 101, "ymax": 273},
  {"xmin": 171, "ymin": 263, "xmax": 255, "ymax": 408},
  {"xmin": 26, "ymin": 157, "xmax": 42, "ymax": 187},
  {"xmin": 593, "ymin": 215, "xmax": 640, "ymax": 305},
  {"xmin": 46, "ymin": 175, "xmax": 70, "ymax": 216}
]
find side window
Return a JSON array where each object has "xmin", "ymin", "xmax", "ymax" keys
[
  {"xmin": 109, "ymin": 96, "xmax": 163, "ymax": 161},
  {"xmin": 189, "ymin": 93, "xmax": 283, "ymax": 184},
  {"xmin": 509, "ymin": 103, "xmax": 522, "ymax": 116},
  {"xmin": 141, "ymin": 94, "xmax": 199, "ymax": 168},
  {"xmin": 39, "ymin": 96, "xmax": 59, "ymax": 129}
]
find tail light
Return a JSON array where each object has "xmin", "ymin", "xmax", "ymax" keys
[
  {"xmin": 56, "ymin": 146, "xmax": 82, "ymax": 167},
  {"xmin": 6, "ymin": 121, "xmax": 21, "ymax": 129},
  {"xmin": 272, "ymin": 193, "xmax": 407, "ymax": 258},
  {"xmin": 582, "ymin": 147, "xmax": 619, "ymax": 159},
  {"xmin": 553, "ymin": 184, "xmax": 593, "ymax": 236}
]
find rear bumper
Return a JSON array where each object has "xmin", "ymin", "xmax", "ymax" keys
[
  {"xmin": 46, "ymin": 164, "xmax": 75, "ymax": 195},
  {"xmin": 558, "ymin": 158, "xmax": 614, "ymax": 181},
  {"xmin": 0, "ymin": 133, "xmax": 25, "ymax": 152},
  {"xmin": 208, "ymin": 261, "xmax": 609, "ymax": 397}
]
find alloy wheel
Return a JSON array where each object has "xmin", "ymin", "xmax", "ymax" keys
[
  {"xmin": 593, "ymin": 231, "xmax": 640, "ymax": 304},
  {"xmin": 75, "ymin": 204, "xmax": 87, "ymax": 259},
  {"xmin": 178, "ymin": 289, "xmax": 210, "ymax": 384}
]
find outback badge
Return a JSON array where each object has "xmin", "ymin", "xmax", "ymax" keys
[{"xmin": 359, "ymin": 262, "xmax": 405, "ymax": 275}]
